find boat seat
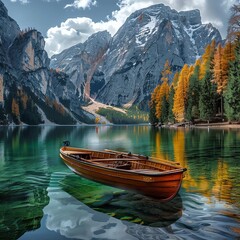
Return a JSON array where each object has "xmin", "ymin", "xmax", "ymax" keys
[{"xmin": 70, "ymin": 152, "xmax": 92, "ymax": 160}]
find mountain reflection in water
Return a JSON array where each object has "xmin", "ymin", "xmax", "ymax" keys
[{"xmin": 0, "ymin": 125, "xmax": 240, "ymax": 239}]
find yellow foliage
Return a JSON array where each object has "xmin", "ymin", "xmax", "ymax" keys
[
  {"xmin": 161, "ymin": 60, "xmax": 172, "ymax": 82},
  {"xmin": 172, "ymin": 64, "xmax": 190, "ymax": 122},
  {"xmin": 199, "ymin": 40, "xmax": 216, "ymax": 80},
  {"xmin": 212, "ymin": 43, "xmax": 226, "ymax": 94},
  {"xmin": 95, "ymin": 117, "xmax": 101, "ymax": 124},
  {"xmin": 172, "ymin": 72, "xmax": 179, "ymax": 89}
]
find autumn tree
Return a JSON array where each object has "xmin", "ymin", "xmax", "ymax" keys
[
  {"xmin": 199, "ymin": 40, "xmax": 216, "ymax": 80},
  {"xmin": 172, "ymin": 72, "xmax": 179, "ymax": 88},
  {"xmin": 172, "ymin": 64, "xmax": 190, "ymax": 122},
  {"xmin": 212, "ymin": 41, "xmax": 235, "ymax": 117},
  {"xmin": 161, "ymin": 60, "xmax": 172, "ymax": 82}
]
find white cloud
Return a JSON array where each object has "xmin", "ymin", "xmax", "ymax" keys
[
  {"xmin": 45, "ymin": 17, "xmax": 106, "ymax": 56},
  {"xmin": 45, "ymin": 0, "xmax": 233, "ymax": 57},
  {"xmin": 10, "ymin": 0, "xmax": 30, "ymax": 3},
  {"xmin": 65, "ymin": 0, "xmax": 97, "ymax": 9}
]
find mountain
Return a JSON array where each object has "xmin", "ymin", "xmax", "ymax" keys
[
  {"xmin": 0, "ymin": 0, "xmax": 95, "ymax": 125},
  {"xmin": 50, "ymin": 31, "xmax": 111, "ymax": 100},
  {"xmin": 0, "ymin": 1, "xmax": 222, "ymax": 125},
  {"xmin": 51, "ymin": 4, "xmax": 222, "ymax": 109}
]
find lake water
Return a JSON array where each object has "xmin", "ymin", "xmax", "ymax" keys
[{"xmin": 0, "ymin": 125, "xmax": 239, "ymax": 240}]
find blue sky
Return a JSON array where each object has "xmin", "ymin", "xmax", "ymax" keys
[{"xmin": 2, "ymin": 0, "xmax": 237, "ymax": 56}]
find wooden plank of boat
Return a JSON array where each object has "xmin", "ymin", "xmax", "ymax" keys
[
  {"xmin": 104, "ymin": 148, "xmax": 180, "ymax": 165},
  {"xmin": 60, "ymin": 145, "xmax": 187, "ymax": 201}
]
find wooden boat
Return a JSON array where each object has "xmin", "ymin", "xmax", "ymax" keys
[{"xmin": 60, "ymin": 144, "xmax": 187, "ymax": 201}]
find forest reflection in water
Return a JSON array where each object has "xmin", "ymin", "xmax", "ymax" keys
[{"xmin": 0, "ymin": 125, "xmax": 239, "ymax": 239}]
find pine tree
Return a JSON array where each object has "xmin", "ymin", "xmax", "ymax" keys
[
  {"xmin": 224, "ymin": 36, "xmax": 240, "ymax": 121},
  {"xmin": 155, "ymin": 60, "xmax": 171, "ymax": 121},
  {"xmin": 149, "ymin": 85, "xmax": 160, "ymax": 125},
  {"xmin": 168, "ymin": 85, "xmax": 175, "ymax": 123},
  {"xmin": 160, "ymin": 95, "xmax": 169, "ymax": 124},
  {"xmin": 186, "ymin": 65, "xmax": 200, "ymax": 121},
  {"xmin": 149, "ymin": 101, "xmax": 158, "ymax": 125},
  {"xmin": 199, "ymin": 70, "xmax": 216, "ymax": 122},
  {"xmin": 155, "ymin": 81, "xmax": 169, "ymax": 120}
]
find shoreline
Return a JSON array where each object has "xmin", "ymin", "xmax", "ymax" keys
[
  {"xmin": 159, "ymin": 121, "xmax": 240, "ymax": 130},
  {"xmin": 1, "ymin": 122, "xmax": 240, "ymax": 130},
  {"xmin": 193, "ymin": 123, "xmax": 240, "ymax": 129}
]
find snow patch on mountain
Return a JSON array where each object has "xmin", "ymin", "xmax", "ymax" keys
[{"xmin": 136, "ymin": 15, "xmax": 159, "ymax": 47}]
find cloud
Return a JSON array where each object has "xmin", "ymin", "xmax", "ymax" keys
[
  {"xmin": 45, "ymin": 0, "xmax": 233, "ymax": 57},
  {"xmin": 10, "ymin": 0, "xmax": 30, "ymax": 3},
  {"xmin": 65, "ymin": 0, "xmax": 97, "ymax": 9},
  {"xmin": 45, "ymin": 17, "xmax": 105, "ymax": 56}
]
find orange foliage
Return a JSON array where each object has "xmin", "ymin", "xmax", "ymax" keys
[
  {"xmin": 199, "ymin": 40, "xmax": 216, "ymax": 80},
  {"xmin": 172, "ymin": 72, "xmax": 179, "ymax": 89},
  {"xmin": 212, "ymin": 43, "xmax": 226, "ymax": 94},
  {"xmin": 172, "ymin": 64, "xmax": 190, "ymax": 122},
  {"xmin": 161, "ymin": 60, "xmax": 172, "ymax": 82}
]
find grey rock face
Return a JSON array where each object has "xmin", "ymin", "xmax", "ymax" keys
[
  {"xmin": 9, "ymin": 30, "xmax": 50, "ymax": 72},
  {"xmin": 50, "ymin": 30, "xmax": 111, "ymax": 100},
  {"xmin": 0, "ymin": 1, "xmax": 94, "ymax": 124},
  {"xmin": 95, "ymin": 4, "xmax": 221, "ymax": 107},
  {"xmin": 51, "ymin": 4, "xmax": 221, "ymax": 108},
  {"xmin": 50, "ymin": 42, "xmax": 84, "ymax": 70},
  {"xmin": 0, "ymin": 1, "xmax": 20, "ymax": 65},
  {"xmin": 0, "ymin": 1, "xmax": 20, "ymax": 50}
]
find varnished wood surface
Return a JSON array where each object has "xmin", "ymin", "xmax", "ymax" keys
[{"xmin": 60, "ymin": 146, "xmax": 187, "ymax": 201}]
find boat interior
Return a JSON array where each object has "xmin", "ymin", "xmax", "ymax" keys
[{"xmin": 64, "ymin": 150, "xmax": 179, "ymax": 173}]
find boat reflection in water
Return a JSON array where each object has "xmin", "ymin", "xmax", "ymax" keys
[{"xmin": 60, "ymin": 174, "xmax": 183, "ymax": 227}]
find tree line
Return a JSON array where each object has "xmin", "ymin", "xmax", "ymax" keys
[{"xmin": 149, "ymin": 4, "xmax": 240, "ymax": 125}]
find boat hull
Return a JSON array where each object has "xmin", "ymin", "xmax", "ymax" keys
[{"xmin": 60, "ymin": 147, "xmax": 186, "ymax": 201}]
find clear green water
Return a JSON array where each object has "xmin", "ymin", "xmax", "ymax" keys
[{"xmin": 0, "ymin": 125, "xmax": 239, "ymax": 240}]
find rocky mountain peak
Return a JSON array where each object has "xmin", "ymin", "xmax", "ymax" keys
[
  {"xmin": 0, "ymin": 1, "xmax": 8, "ymax": 18},
  {"xmin": 0, "ymin": 1, "xmax": 20, "ymax": 50},
  {"xmin": 51, "ymin": 3, "xmax": 222, "ymax": 109},
  {"xmin": 179, "ymin": 9, "xmax": 201, "ymax": 26},
  {"xmin": 94, "ymin": 4, "xmax": 221, "ymax": 107},
  {"xmin": 9, "ymin": 29, "xmax": 50, "ymax": 72},
  {"xmin": 50, "ymin": 30, "xmax": 111, "ymax": 100}
]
